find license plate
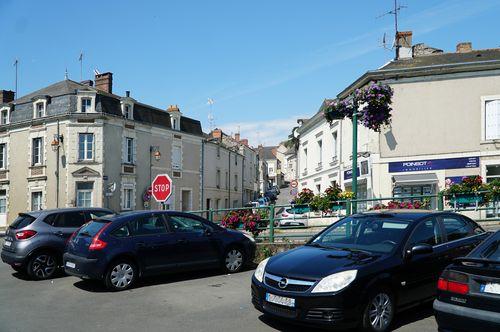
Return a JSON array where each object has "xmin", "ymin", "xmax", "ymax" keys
[
  {"xmin": 481, "ymin": 283, "xmax": 500, "ymax": 295},
  {"xmin": 266, "ymin": 293, "xmax": 295, "ymax": 307},
  {"xmin": 65, "ymin": 261, "xmax": 76, "ymax": 269},
  {"xmin": 3, "ymin": 240, "xmax": 11, "ymax": 247}
]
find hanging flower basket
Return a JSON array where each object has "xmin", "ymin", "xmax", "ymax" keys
[{"xmin": 324, "ymin": 82, "xmax": 393, "ymax": 132}]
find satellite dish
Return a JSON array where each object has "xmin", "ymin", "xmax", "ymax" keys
[{"xmin": 107, "ymin": 182, "xmax": 116, "ymax": 193}]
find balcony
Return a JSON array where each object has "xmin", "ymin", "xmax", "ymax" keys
[
  {"xmin": 302, "ymin": 168, "xmax": 308, "ymax": 176},
  {"xmin": 315, "ymin": 162, "xmax": 323, "ymax": 171}
]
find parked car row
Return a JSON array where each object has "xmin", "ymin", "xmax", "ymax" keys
[
  {"xmin": 251, "ymin": 210, "xmax": 499, "ymax": 332},
  {"xmin": 2, "ymin": 208, "xmax": 255, "ymax": 291}
]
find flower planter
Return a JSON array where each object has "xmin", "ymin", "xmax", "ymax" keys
[{"xmin": 449, "ymin": 194, "xmax": 484, "ymax": 205}]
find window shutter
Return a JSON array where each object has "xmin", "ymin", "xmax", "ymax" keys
[
  {"xmin": 172, "ymin": 146, "xmax": 181, "ymax": 170},
  {"xmin": 133, "ymin": 139, "xmax": 137, "ymax": 163},
  {"xmin": 485, "ymin": 100, "xmax": 500, "ymax": 140},
  {"xmin": 122, "ymin": 138, "xmax": 127, "ymax": 163}
]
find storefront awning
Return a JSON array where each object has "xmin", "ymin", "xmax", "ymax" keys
[{"xmin": 392, "ymin": 173, "xmax": 438, "ymax": 186}]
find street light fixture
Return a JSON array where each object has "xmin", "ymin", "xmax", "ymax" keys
[{"xmin": 51, "ymin": 134, "xmax": 64, "ymax": 152}]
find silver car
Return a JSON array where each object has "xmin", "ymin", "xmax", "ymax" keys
[{"xmin": 1, "ymin": 207, "xmax": 113, "ymax": 280}]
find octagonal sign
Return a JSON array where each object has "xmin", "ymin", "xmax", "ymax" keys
[{"xmin": 151, "ymin": 174, "xmax": 173, "ymax": 203}]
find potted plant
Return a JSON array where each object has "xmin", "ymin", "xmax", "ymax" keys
[{"xmin": 441, "ymin": 176, "xmax": 488, "ymax": 206}]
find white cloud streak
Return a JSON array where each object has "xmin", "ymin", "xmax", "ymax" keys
[{"xmin": 217, "ymin": 116, "xmax": 305, "ymax": 147}]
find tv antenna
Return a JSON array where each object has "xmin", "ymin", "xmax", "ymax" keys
[
  {"xmin": 377, "ymin": 0, "xmax": 407, "ymax": 50},
  {"xmin": 207, "ymin": 98, "xmax": 215, "ymax": 131}
]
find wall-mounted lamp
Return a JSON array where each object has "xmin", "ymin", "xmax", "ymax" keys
[
  {"xmin": 51, "ymin": 134, "xmax": 64, "ymax": 152},
  {"xmin": 150, "ymin": 146, "xmax": 161, "ymax": 161}
]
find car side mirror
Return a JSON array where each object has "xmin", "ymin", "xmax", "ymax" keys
[
  {"xmin": 406, "ymin": 244, "xmax": 433, "ymax": 258},
  {"xmin": 204, "ymin": 228, "xmax": 213, "ymax": 236}
]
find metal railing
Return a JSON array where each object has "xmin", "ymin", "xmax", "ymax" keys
[{"xmin": 188, "ymin": 192, "xmax": 500, "ymax": 243}]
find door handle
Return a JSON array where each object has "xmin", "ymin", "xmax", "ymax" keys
[
  {"xmin": 53, "ymin": 231, "xmax": 64, "ymax": 237},
  {"xmin": 136, "ymin": 242, "xmax": 147, "ymax": 248},
  {"xmin": 177, "ymin": 239, "xmax": 188, "ymax": 244}
]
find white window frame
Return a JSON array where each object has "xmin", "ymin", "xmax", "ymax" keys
[
  {"xmin": 0, "ymin": 143, "xmax": 6, "ymax": 169},
  {"xmin": 172, "ymin": 144, "xmax": 182, "ymax": 170},
  {"xmin": 77, "ymin": 92, "xmax": 96, "ymax": 114},
  {"xmin": 121, "ymin": 101, "xmax": 134, "ymax": 120},
  {"xmin": 81, "ymin": 98, "xmax": 92, "ymax": 113},
  {"xmin": 0, "ymin": 190, "xmax": 6, "ymax": 214},
  {"xmin": 481, "ymin": 95, "xmax": 500, "ymax": 141},
  {"xmin": 31, "ymin": 191, "xmax": 43, "ymax": 211},
  {"xmin": 33, "ymin": 100, "xmax": 46, "ymax": 119},
  {"xmin": 78, "ymin": 133, "xmax": 94, "ymax": 161},
  {"xmin": 317, "ymin": 139, "xmax": 323, "ymax": 166},
  {"xmin": 0, "ymin": 107, "xmax": 10, "ymax": 125},
  {"xmin": 332, "ymin": 131, "xmax": 338, "ymax": 160},
  {"xmin": 122, "ymin": 185, "xmax": 135, "ymax": 211},
  {"xmin": 125, "ymin": 137, "xmax": 134, "ymax": 164},
  {"xmin": 76, "ymin": 183, "xmax": 93, "ymax": 207},
  {"xmin": 32, "ymin": 137, "xmax": 43, "ymax": 166}
]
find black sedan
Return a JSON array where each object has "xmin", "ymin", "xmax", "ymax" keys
[
  {"xmin": 251, "ymin": 210, "xmax": 488, "ymax": 332},
  {"xmin": 64, "ymin": 210, "xmax": 256, "ymax": 291},
  {"xmin": 434, "ymin": 230, "xmax": 500, "ymax": 332}
]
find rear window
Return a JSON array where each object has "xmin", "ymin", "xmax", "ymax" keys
[
  {"xmin": 478, "ymin": 240, "xmax": 500, "ymax": 260},
  {"xmin": 76, "ymin": 220, "xmax": 110, "ymax": 238},
  {"xmin": 10, "ymin": 214, "xmax": 36, "ymax": 229}
]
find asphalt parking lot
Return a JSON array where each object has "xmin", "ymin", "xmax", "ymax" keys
[{"xmin": 0, "ymin": 259, "xmax": 437, "ymax": 332}]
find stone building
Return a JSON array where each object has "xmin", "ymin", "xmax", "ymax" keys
[{"xmin": 0, "ymin": 73, "xmax": 203, "ymax": 227}]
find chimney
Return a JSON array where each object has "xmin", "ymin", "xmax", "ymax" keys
[
  {"xmin": 0, "ymin": 90, "xmax": 15, "ymax": 104},
  {"xmin": 395, "ymin": 31, "xmax": 413, "ymax": 60},
  {"xmin": 94, "ymin": 72, "xmax": 113, "ymax": 93},
  {"xmin": 125, "ymin": 91, "xmax": 130, "ymax": 97},
  {"xmin": 456, "ymin": 42, "xmax": 472, "ymax": 53},
  {"xmin": 240, "ymin": 138, "xmax": 249, "ymax": 146},
  {"xmin": 211, "ymin": 128, "xmax": 222, "ymax": 139},
  {"xmin": 234, "ymin": 133, "xmax": 240, "ymax": 142}
]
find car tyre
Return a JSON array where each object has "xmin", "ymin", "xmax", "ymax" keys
[
  {"xmin": 104, "ymin": 259, "xmax": 137, "ymax": 291},
  {"xmin": 27, "ymin": 251, "xmax": 58, "ymax": 280},
  {"xmin": 361, "ymin": 289, "xmax": 395, "ymax": 332},
  {"xmin": 223, "ymin": 247, "xmax": 245, "ymax": 274}
]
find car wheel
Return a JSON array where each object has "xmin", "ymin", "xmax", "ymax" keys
[
  {"xmin": 105, "ymin": 260, "xmax": 137, "ymax": 291},
  {"xmin": 361, "ymin": 289, "xmax": 395, "ymax": 332},
  {"xmin": 223, "ymin": 247, "xmax": 245, "ymax": 274},
  {"xmin": 27, "ymin": 251, "xmax": 58, "ymax": 280}
]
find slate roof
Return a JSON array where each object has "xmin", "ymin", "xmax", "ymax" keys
[
  {"xmin": 260, "ymin": 146, "xmax": 277, "ymax": 160},
  {"xmin": 9, "ymin": 79, "xmax": 202, "ymax": 136},
  {"xmin": 381, "ymin": 48, "xmax": 500, "ymax": 70}
]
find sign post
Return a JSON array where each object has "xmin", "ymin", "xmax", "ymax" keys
[{"xmin": 151, "ymin": 174, "xmax": 173, "ymax": 203}]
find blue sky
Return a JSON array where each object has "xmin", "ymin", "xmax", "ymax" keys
[{"xmin": 0, "ymin": 0, "xmax": 499, "ymax": 145}]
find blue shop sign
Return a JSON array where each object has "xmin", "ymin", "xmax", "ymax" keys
[
  {"xmin": 389, "ymin": 157, "xmax": 479, "ymax": 173},
  {"xmin": 344, "ymin": 167, "xmax": 360, "ymax": 180}
]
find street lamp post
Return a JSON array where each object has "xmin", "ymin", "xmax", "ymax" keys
[{"xmin": 351, "ymin": 107, "xmax": 358, "ymax": 214}]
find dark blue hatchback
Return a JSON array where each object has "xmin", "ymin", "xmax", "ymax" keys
[{"xmin": 64, "ymin": 210, "xmax": 256, "ymax": 291}]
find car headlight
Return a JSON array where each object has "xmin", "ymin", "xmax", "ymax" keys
[
  {"xmin": 311, "ymin": 270, "xmax": 357, "ymax": 293},
  {"xmin": 243, "ymin": 232, "xmax": 255, "ymax": 243},
  {"xmin": 254, "ymin": 257, "xmax": 270, "ymax": 283}
]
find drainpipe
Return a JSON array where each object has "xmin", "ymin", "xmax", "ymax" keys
[
  {"xmin": 228, "ymin": 149, "xmax": 231, "ymax": 207},
  {"xmin": 241, "ymin": 154, "xmax": 244, "ymax": 205},
  {"xmin": 56, "ymin": 120, "xmax": 60, "ymax": 208},
  {"xmin": 201, "ymin": 140, "xmax": 205, "ymax": 211}
]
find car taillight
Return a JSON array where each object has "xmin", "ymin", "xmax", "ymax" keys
[
  {"xmin": 282, "ymin": 213, "xmax": 289, "ymax": 217},
  {"xmin": 437, "ymin": 271, "xmax": 470, "ymax": 295},
  {"xmin": 88, "ymin": 222, "xmax": 112, "ymax": 251},
  {"xmin": 15, "ymin": 230, "xmax": 37, "ymax": 240}
]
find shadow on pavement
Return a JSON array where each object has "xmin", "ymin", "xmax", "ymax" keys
[
  {"xmin": 73, "ymin": 265, "xmax": 256, "ymax": 293},
  {"xmin": 257, "ymin": 302, "xmax": 434, "ymax": 332}
]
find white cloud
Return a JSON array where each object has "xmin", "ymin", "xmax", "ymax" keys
[{"xmin": 216, "ymin": 116, "xmax": 305, "ymax": 147}]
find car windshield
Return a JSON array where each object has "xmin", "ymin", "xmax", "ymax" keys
[{"xmin": 309, "ymin": 215, "xmax": 411, "ymax": 254}]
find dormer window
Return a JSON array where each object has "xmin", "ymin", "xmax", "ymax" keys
[
  {"xmin": 167, "ymin": 104, "xmax": 181, "ymax": 131},
  {"xmin": 81, "ymin": 98, "xmax": 92, "ymax": 113},
  {"xmin": 35, "ymin": 102, "xmax": 45, "ymax": 118},
  {"xmin": 77, "ymin": 91, "xmax": 96, "ymax": 114},
  {"xmin": 124, "ymin": 105, "xmax": 132, "ymax": 119},
  {"xmin": 0, "ymin": 108, "xmax": 9, "ymax": 125}
]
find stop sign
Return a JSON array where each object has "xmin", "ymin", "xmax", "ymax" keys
[{"xmin": 151, "ymin": 174, "xmax": 173, "ymax": 202}]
